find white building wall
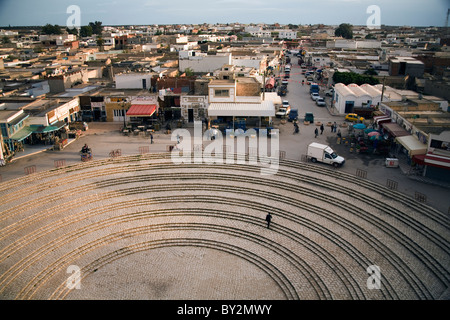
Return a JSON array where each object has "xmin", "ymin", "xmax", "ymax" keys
[
  {"xmin": 231, "ymin": 57, "xmax": 262, "ymax": 71},
  {"xmin": 208, "ymin": 86, "xmax": 235, "ymax": 103},
  {"xmin": 356, "ymin": 40, "xmax": 381, "ymax": 48},
  {"xmin": 179, "ymin": 54, "xmax": 232, "ymax": 73},
  {"xmin": 115, "ymin": 73, "xmax": 153, "ymax": 89},
  {"xmin": 278, "ymin": 31, "xmax": 297, "ymax": 39}
]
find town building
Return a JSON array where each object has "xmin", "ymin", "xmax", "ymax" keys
[{"xmin": 207, "ymin": 78, "xmax": 274, "ymax": 131}]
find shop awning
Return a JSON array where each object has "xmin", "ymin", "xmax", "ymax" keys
[
  {"xmin": 412, "ymin": 154, "xmax": 426, "ymax": 165},
  {"xmin": 9, "ymin": 126, "xmax": 34, "ymax": 141},
  {"xmin": 424, "ymin": 153, "xmax": 450, "ymax": 170},
  {"xmin": 381, "ymin": 122, "xmax": 409, "ymax": 138},
  {"xmin": 373, "ymin": 115, "xmax": 391, "ymax": 124},
  {"xmin": 126, "ymin": 104, "xmax": 157, "ymax": 117},
  {"xmin": 44, "ymin": 121, "xmax": 67, "ymax": 133},
  {"xmin": 208, "ymin": 101, "xmax": 275, "ymax": 117},
  {"xmin": 395, "ymin": 135, "xmax": 427, "ymax": 156}
]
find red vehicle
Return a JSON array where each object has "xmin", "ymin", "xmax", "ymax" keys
[{"xmin": 265, "ymin": 77, "xmax": 275, "ymax": 90}]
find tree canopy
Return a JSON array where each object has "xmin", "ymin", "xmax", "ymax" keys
[
  {"xmin": 333, "ymin": 71, "xmax": 379, "ymax": 85},
  {"xmin": 66, "ymin": 27, "xmax": 79, "ymax": 35},
  {"xmin": 80, "ymin": 25, "xmax": 93, "ymax": 37},
  {"xmin": 334, "ymin": 23, "xmax": 353, "ymax": 39},
  {"xmin": 42, "ymin": 24, "xmax": 62, "ymax": 35},
  {"xmin": 89, "ymin": 21, "xmax": 103, "ymax": 35}
]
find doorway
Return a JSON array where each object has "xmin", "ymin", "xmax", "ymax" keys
[{"xmin": 345, "ymin": 101, "xmax": 354, "ymax": 113}]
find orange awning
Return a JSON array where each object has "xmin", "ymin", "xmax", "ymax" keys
[{"xmin": 126, "ymin": 104, "xmax": 157, "ymax": 117}]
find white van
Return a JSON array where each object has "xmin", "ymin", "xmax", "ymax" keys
[{"xmin": 307, "ymin": 142, "xmax": 345, "ymax": 167}]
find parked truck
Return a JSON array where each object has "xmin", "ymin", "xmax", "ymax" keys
[
  {"xmin": 307, "ymin": 142, "xmax": 345, "ymax": 167},
  {"xmin": 288, "ymin": 109, "xmax": 298, "ymax": 122},
  {"xmin": 309, "ymin": 83, "xmax": 319, "ymax": 94}
]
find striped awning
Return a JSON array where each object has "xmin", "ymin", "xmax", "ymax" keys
[
  {"xmin": 424, "ymin": 153, "xmax": 450, "ymax": 169},
  {"xmin": 126, "ymin": 104, "xmax": 157, "ymax": 117},
  {"xmin": 373, "ymin": 115, "xmax": 391, "ymax": 124}
]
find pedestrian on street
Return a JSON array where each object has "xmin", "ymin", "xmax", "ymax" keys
[
  {"xmin": 265, "ymin": 212, "xmax": 272, "ymax": 229},
  {"xmin": 320, "ymin": 124, "xmax": 324, "ymax": 135},
  {"xmin": 315, "ymin": 128, "xmax": 318, "ymax": 138},
  {"xmin": 333, "ymin": 122, "xmax": 337, "ymax": 132},
  {"xmin": 330, "ymin": 124, "xmax": 334, "ymax": 133},
  {"xmin": 150, "ymin": 132, "xmax": 154, "ymax": 144}
]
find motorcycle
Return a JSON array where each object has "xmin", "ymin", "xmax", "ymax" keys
[{"xmin": 80, "ymin": 148, "xmax": 93, "ymax": 162}]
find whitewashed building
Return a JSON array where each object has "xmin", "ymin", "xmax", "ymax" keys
[
  {"xmin": 115, "ymin": 73, "xmax": 154, "ymax": 90},
  {"xmin": 278, "ymin": 30, "xmax": 297, "ymax": 40},
  {"xmin": 179, "ymin": 52, "xmax": 232, "ymax": 73},
  {"xmin": 333, "ymin": 83, "xmax": 387, "ymax": 114}
]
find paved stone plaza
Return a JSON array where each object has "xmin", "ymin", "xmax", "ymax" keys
[{"xmin": 0, "ymin": 125, "xmax": 449, "ymax": 300}]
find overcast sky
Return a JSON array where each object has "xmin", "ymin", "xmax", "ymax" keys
[{"xmin": 0, "ymin": 0, "xmax": 448, "ymax": 27}]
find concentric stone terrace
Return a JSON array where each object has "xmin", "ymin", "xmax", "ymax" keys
[{"xmin": 0, "ymin": 153, "xmax": 449, "ymax": 300}]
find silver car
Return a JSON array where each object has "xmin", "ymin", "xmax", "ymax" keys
[{"xmin": 316, "ymin": 97, "xmax": 326, "ymax": 107}]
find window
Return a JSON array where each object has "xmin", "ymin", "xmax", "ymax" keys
[
  {"xmin": 114, "ymin": 109, "xmax": 126, "ymax": 117},
  {"xmin": 214, "ymin": 89, "xmax": 229, "ymax": 97}
]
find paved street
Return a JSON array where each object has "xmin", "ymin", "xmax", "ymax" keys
[{"xmin": 1, "ymin": 60, "xmax": 449, "ymax": 215}]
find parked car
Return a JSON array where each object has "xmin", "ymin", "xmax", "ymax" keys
[
  {"xmin": 325, "ymin": 88, "xmax": 334, "ymax": 96},
  {"xmin": 282, "ymin": 79, "xmax": 289, "ymax": 86},
  {"xmin": 304, "ymin": 112, "xmax": 314, "ymax": 123},
  {"xmin": 316, "ymin": 97, "xmax": 326, "ymax": 106},
  {"xmin": 311, "ymin": 92, "xmax": 320, "ymax": 100},
  {"xmin": 345, "ymin": 113, "xmax": 365, "ymax": 122},
  {"xmin": 276, "ymin": 105, "xmax": 291, "ymax": 118},
  {"xmin": 282, "ymin": 100, "xmax": 290, "ymax": 107},
  {"xmin": 278, "ymin": 85, "xmax": 288, "ymax": 96}
]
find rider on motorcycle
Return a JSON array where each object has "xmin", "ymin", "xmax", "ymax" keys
[{"xmin": 81, "ymin": 144, "xmax": 91, "ymax": 154}]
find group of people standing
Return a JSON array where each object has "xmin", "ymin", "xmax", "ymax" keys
[{"xmin": 313, "ymin": 122, "xmax": 339, "ymax": 138}]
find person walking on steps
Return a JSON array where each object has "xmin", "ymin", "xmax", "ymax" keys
[{"xmin": 265, "ymin": 212, "xmax": 272, "ymax": 229}]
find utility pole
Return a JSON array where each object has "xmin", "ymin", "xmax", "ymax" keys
[
  {"xmin": 122, "ymin": 99, "xmax": 127, "ymax": 128},
  {"xmin": 262, "ymin": 70, "xmax": 266, "ymax": 101},
  {"xmin": 445, "ymin": 8, "xmax": 449, "ymax": 28}
]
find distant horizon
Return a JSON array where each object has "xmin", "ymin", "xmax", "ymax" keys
[
  {"xmin": 0, "ymin": 0, "xmax": 448, "ymax": 28},
  {"xmin": 1, "ymin": 23, "xmax": 449, "ymax": 29}
]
